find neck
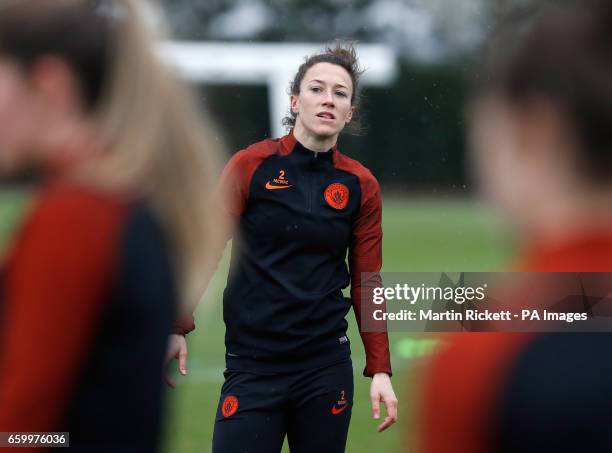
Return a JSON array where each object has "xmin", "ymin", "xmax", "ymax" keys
[{"xmin": 293, "ymin": 122, "xmax": 337, "ymax": 152}]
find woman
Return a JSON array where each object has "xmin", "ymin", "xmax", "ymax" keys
[
  {"xmin": 418, "ymin": 1, "xmax": 612, "ymax": 452},
  {"xmin": 0, "ymin": 1, "xmax": 221, "ymax": 451},
  {"xmin": 169, "ymin": 42, "xmax": 398, "ymax": 452}
]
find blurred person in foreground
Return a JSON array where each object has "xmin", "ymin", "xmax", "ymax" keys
[
  {"xmin": 167, "ymin": 42, "xmax": 397, "ymax": 452},
  {"xmin": 418, "ymin": 1, "xmax": 612, "ymax": 452},
  {"xmin": 0, "ymin": 0, "xmax": 221, "ymax": 451}
]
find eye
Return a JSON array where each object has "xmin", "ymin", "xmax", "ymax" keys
[
  {"xmin": 310, "ymin": 86, "xmax": 322, "ymax": 93},
  {"xmin": 335, "ymin": 91, "xmax": 348, "ymax": 97}
]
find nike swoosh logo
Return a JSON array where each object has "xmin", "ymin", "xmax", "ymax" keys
[
  {"xmin": 265, "ymin": 182, "xmax": 293, "ymax": 190},
  {"xmin": 331, "ymin": 405, "xmax": 349, "ymax": 415}
]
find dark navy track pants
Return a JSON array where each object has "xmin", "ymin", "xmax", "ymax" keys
[{"xmin": 212, "ymin": 359, "xmax": 354, "ymax": 453}]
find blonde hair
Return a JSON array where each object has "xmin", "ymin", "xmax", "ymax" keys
[{"xmin": 0, "ymin": 0, "xmax": 226, "ymax": 311}]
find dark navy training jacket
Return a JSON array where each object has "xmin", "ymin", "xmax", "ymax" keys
[{"xmin": 180, "ymin": 132, "xmax": 391, "ymax": 377}]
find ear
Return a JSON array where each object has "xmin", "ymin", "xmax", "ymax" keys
[
  {"xmin": 29, "ymin": 55, "xmax": 83, "ymax": 115},
  {"xmin": 290, "ymin": 94, "xmax": 299, "ymax": 115},
  {"xmin": 346, "ymin": 105, "xmax": 355, "ymax": 124}
]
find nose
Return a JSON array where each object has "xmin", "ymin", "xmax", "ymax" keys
[{"xmin": 322, "ymin": 89, "xmax": 335, "ymax": 107}]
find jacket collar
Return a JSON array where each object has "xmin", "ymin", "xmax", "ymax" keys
[{"xmin": 279, "ymin": 130, "xmax": 338, "ymax": 164}]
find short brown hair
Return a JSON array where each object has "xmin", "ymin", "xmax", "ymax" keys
[{"xmin": 282, "ymin": 41, "xmax": 365, "ymax": 135}]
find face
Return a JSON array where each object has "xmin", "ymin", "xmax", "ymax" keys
[
  {"xmin": 291, "ymin": 62, "xmax": 355, "ymax": 139},
  {"xmin": 0, "ymin": 55, "xmax": 91, "ymax": 178},
  {"xmin": 469, "ymin": 95, "xmax": 576, "ymax": 233},
  {"xmin": 0, "ymin": 58, "xmax": 42, "ymax": 175}
]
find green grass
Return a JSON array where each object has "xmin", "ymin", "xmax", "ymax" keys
[
  {"xmin": 0, "ymin": 190, "xmax": 31, "ymax": 258},
  {"xmin": 0, "ymin": 193, "xmax": 513, "ymax": 453}
]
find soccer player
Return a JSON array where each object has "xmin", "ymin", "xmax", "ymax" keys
[
  {"xmin": 418, "ymin": 1, "xmax": 612, "ymax": 452},
  {"xmin": 0, "ymin": 1, "xmax": 221, "ymax": 451},
  {"xmin": 168, "ymin": 42, "xmax": 398, "ymax": 452}
]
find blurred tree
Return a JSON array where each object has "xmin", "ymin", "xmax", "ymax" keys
[{"xmin": 160, "ymin": 0, "xmax": 492, "ymax": 63}]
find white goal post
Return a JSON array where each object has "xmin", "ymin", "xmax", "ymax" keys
[{"xmin": 158, "ymin": 42, "xmax": 398, "ymax": 138}]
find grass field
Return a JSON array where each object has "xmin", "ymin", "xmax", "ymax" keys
[{"xmin": 0, "ymin": 193, "xmax": 513, "ymax": 453}]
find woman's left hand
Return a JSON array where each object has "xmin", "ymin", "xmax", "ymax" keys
[{"xmin": 370, "ymin": 372, "xmax": 398, "ymax": 432}]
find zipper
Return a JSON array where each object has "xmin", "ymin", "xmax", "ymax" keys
[
  {"xmin": 307, "ymin": 171, "xmax": 313, "ymax": 213},
  {"xmin": 307, "ymin": 152, "xmax": 319, "ymax": 213}
]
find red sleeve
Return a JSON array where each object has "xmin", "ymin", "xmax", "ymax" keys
[
  {"xmin": 173, "ymin": 313, "xmax": 196, "ymax": 335},
  {"xmin": 0, "ymin": 187, "xmax": 125, "ymax": 436},
  {"xmin": 218, "ymin": 147, "xmax": 264, "ymax": 216},
  {"xmin": 348, "ymin": 172, "xmax": 392, "ymax": 377},
  {"xmin": 418, "ymin": 333, "xmax": 532, "ymax": 453},
  {"xmin": 173, "ymin": 143, "xmax": 276, "ymax": 335}
]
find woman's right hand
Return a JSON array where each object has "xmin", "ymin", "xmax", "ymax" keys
[{"xmin": 163, "ymin": 334, "xmax": 188, "ymax": 388}]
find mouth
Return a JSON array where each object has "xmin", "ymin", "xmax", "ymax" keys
[{"xmin": 316, "ymin": 112, "xmax": 336, "ymax": 120}]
